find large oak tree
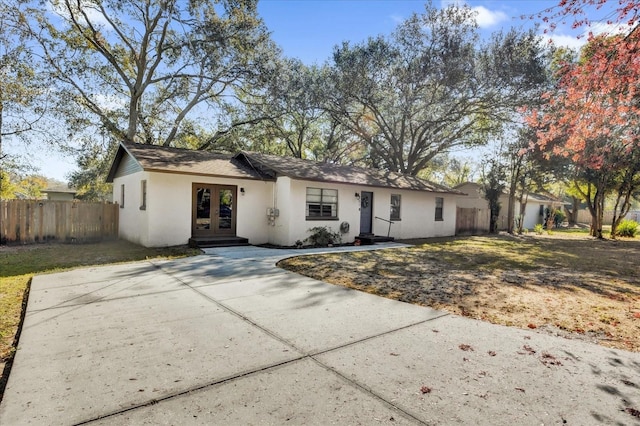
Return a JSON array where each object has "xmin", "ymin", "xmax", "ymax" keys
[{"xmin": 326, "ymin": 2, "xmax": 549, "ymax": 176}]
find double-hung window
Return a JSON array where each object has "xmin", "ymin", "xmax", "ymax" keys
[
  {"xmin": 306, "ymin": 187, "xmax": 338, "ymax": 219},
  {"xmin": 140, "ymin": 180, "xmax": 147, "ymax": 210},
  {"xmin": 390, "ymin": 194, "xmax": 401, "ymax": 221},
  {"xmin": 435, "ymin": 197, "xmax": 444, "ymax": 221}
]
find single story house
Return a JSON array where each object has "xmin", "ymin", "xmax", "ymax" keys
[
  {"xmin": 41, "ymin": 185, "xmax": 77, "ymax": 201},
  {"xmin": 106, "ymin": 142, "xmax": 464, "ymax": 247},
  {"xmin": 454, "ymin": 182, "xmax": 565, "ymax": 231}
]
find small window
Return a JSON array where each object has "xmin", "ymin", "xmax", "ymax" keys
[
  {"xmin": 390, "ymin": 194, "xmax": 401, "ymax": 221},
  {"xmin": 140, "ymin": 180, "xmax": 147, "ymax": 210},
  {"xmin": 435, "ymin": 197, "xmax": 443, "ymax": 221},
  {"xmin": 306, "ymin": 187, "xmax": 338, "ymax": 219},
  {"xmin": 120, "ymin": 184, "xmax": 125, "ymax": 208}
]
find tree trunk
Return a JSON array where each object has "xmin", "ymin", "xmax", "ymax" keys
[
  {"xmin": 592, "ymin": 189, "xmax": 605, "ymax": 239},
  {"xmin": 507, "ymin": 184, "xmax": 516, "ymax": 234},
  {"xmin": 564, "ymin": 196, "xmax": 579, "ymax": 226}
]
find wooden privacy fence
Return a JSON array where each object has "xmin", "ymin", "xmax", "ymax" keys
[
  {"xmin": 576, "ymin": 209, "xmax": 640, "ymax": 225},
  {"xmin": 456, "ymin": 207, "xmax": 490, "ymax": 235},
  {"xmin": 0, "ymin": 200, "xmax": 119, "ymax": 244}
]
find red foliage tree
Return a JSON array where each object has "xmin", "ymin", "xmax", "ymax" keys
[
  {"xmin": 540, "ymin": 1, "xmax": 639, "ymax": 31},
  {"xmin": 525, "ymin": 29, "xmax": 640, "ymax": 238}
]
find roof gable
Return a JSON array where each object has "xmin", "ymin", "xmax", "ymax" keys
[{"xmin": 106, "ymin": 143, "xmax": 273, "ymax": 182}]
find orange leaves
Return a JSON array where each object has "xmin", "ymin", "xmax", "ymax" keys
[{"xmin": 525, "ymin": 28, "xmax": 640, "ymax": 173}]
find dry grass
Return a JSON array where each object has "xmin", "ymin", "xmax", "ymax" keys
[{"xmin": 278, "ymin": 233, "xmax": 640, "ymax": 352}]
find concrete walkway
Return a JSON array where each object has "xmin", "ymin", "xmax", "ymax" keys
[{"xmin": 1, "ymin": 244, "xmax": 640, "ymax": 425}]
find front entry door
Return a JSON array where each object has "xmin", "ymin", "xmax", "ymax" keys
[
  {"xmin": 359, "ymin": 191, "xmax": 373, "ymax": 234},
  {"xmin": 192, "ymin": 184, "xmax": 237, "ymax": 237}
]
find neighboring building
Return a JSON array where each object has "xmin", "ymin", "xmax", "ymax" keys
[
  {"xmin": 41, "ymin": 185, "xmax": 77, "ymax": 201},
  {"xmin": 106, "ymin": 142, "xmax": 464, "ymax": 247},
  {"xmin": 454, "ymin": 182, "xmax": 565, "ymax": 232}
]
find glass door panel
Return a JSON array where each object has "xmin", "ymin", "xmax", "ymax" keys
[
  {"xmin": 217, "ymin": 189, "xmax": 233, "ymax": 230},
  {"xmin": 195, "ymin": 187, "xmax": 212, "ymax": 230}
]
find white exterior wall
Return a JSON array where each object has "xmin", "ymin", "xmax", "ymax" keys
[
  {"xmin": 367, "ymin": 188, "xmax": 456, "ymax": 240},
  {"xmin": 113, "ymin": 171, "xmax": 151, "ymax": 246},
  {"xmin": 522, "ymin": 203, "xmax": 545, "ymax": 230},
  {"xmin": 114, "ymin": 171, "xmax": 458, "ymax": 248},
  {"xmin": 268, "ymin": 179, "xmax": 457, "ymax": 246},
  {"xmin": 272, "ymin": 179, "xmax": 362, "ymax": 246},
  {"xmin": 114, "ymin": 171, "xmax": 274, "ymax": 247}
]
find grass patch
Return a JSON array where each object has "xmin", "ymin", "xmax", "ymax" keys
[
  {"xmin": 279, "ymin": 234, "xmax": 640, "ymax": 352},
  {"xmin": 0, "ymin": 240, "xmax": 200, "ymax": 362}
]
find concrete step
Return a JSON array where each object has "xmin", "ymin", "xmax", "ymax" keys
[
  {"xmin": 356, "ymin": 234, "xmax": 395, "ymax": 245},
  {"xmin": 189, "ymin": 236, "xmax": 250, "ymax": 248}
]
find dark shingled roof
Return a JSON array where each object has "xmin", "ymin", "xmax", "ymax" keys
[
  {"xmin": 107, "ymin": 142, "xmax": 462, "ymax": 194},
  {"xmin": 106, "ymin": 143, "xmax": 272, "ymax": 182},
  {"xmin": 235, "ymin": 151, "xmax": 462, "ymax": 194}
]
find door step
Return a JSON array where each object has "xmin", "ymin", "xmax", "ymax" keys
[
  {"xmin": 189, "ymin": 236, "xmax": 250, "ymax": 248},
  {"xmin": 356, "ymin": 234, "xmax": 395, "ymax": 245}
]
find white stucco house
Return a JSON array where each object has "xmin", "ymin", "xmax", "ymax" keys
[
  {"xmin": 106, "ymin": 142, "xmax": 464, "ymax": 247},
  {"xmin": 454, "ymin": 182, "xmax": 565, "ymax": 232}
]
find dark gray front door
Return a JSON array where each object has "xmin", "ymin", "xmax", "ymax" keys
[{"xmin": 360, "ymin": 191, "xmax": 373, "ymax": 234}]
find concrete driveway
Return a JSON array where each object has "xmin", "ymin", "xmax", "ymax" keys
[{"xmin": 1, "ymin": 244, "xmax": 639, "ymax": 425}]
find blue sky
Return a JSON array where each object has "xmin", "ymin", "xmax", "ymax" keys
[
  {"xmin": 257, "ymin": 0, "xmax": 591, "ymax": 64},
  {"xmin": 16, "ymin": 0, "xmax": 617, "ymax": 182}
]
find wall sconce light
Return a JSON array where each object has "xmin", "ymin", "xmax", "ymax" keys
[
  {"xmin": 240, "ymin": 187, "xmax": 245, "ymax": 195},
  {"xmin": 355, "ymin": 192, "xmax": 360, "ymax": 200}
]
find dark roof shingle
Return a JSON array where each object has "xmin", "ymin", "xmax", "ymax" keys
[
  {"xmin": 236, "ymin": 151, "xmax": 461, "ymax": 194},
  {"xmin": 107, "ymin": 142, "xmax": 462, "ymax": 194},
  {"xmin": 106, "ymin": 143, "xmax": 272, "ymax": 182}
]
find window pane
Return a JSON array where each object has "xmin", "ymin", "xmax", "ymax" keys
[
  {"xmin": 391, "ymin": 194, "xmax": 401, "ymax": 220},
  {"xmin": 308, "ymin": 204, "xmax": 322, "ymax": 216},
  {"xmin": 435, "ymin": 197, "xmax": 444, "ymax": 221},
  {"xmin": 306, "ymin": 187, "xmax": 338, "ymax": 219}
]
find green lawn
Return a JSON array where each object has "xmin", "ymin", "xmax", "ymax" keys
[{"xmin": 0, "ymin": 240, "xmax": 200, "ymax": 363}]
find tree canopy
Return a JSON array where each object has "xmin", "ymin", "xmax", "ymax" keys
[
  {"xmin": 525, "ymin": 29, "xmax": 640, "ymax": 237},
  {"xmin": 326, "ymin": 3, "xmax": 549, "ymax": 176}
]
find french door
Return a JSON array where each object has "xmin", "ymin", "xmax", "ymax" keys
[{"xmin": 192, "ymin": 184, "xmax": 237, "ymax": 237}]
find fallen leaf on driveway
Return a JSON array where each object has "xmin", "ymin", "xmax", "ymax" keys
[
  {"xmin": 626, "ymin": 407, "xmax": 640, "ymax": 418},
  {"xmin": 459, "ymin": 344, "xmax": 474, "ymax": 351}
]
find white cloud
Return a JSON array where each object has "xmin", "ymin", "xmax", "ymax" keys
[
  {"xmin": 440, "ymin": 1, "xmax": 508, "ymax": 29},
  {"xmin": 47, "ymin": 0, "xmax": 112, "ymax": 29},
  {"xmin": 472, "ymin": 5, "xmax": 508, "ymax": 28},
  {"xmin": 93, "ymin": 94, "xmax": 126, "ymax": 112},
  {"xmin": 539, "ymin": 21, "xmax": 637, "ymax": 51},
  {"xmin": 390, "ymin": 14, "xmax": 404, "ymax": 25},
  {"xmin": 588, "ymin": 21, "xmax": 635, "ymax": 36},
  {"xmin": 543, "ymin": 33, "xmax": 586, "ymax": 50}
]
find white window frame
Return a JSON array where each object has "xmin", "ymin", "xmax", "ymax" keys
[{"xmin": 306, "ymin": 187, "xmax": 338, "ymax": 220}]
